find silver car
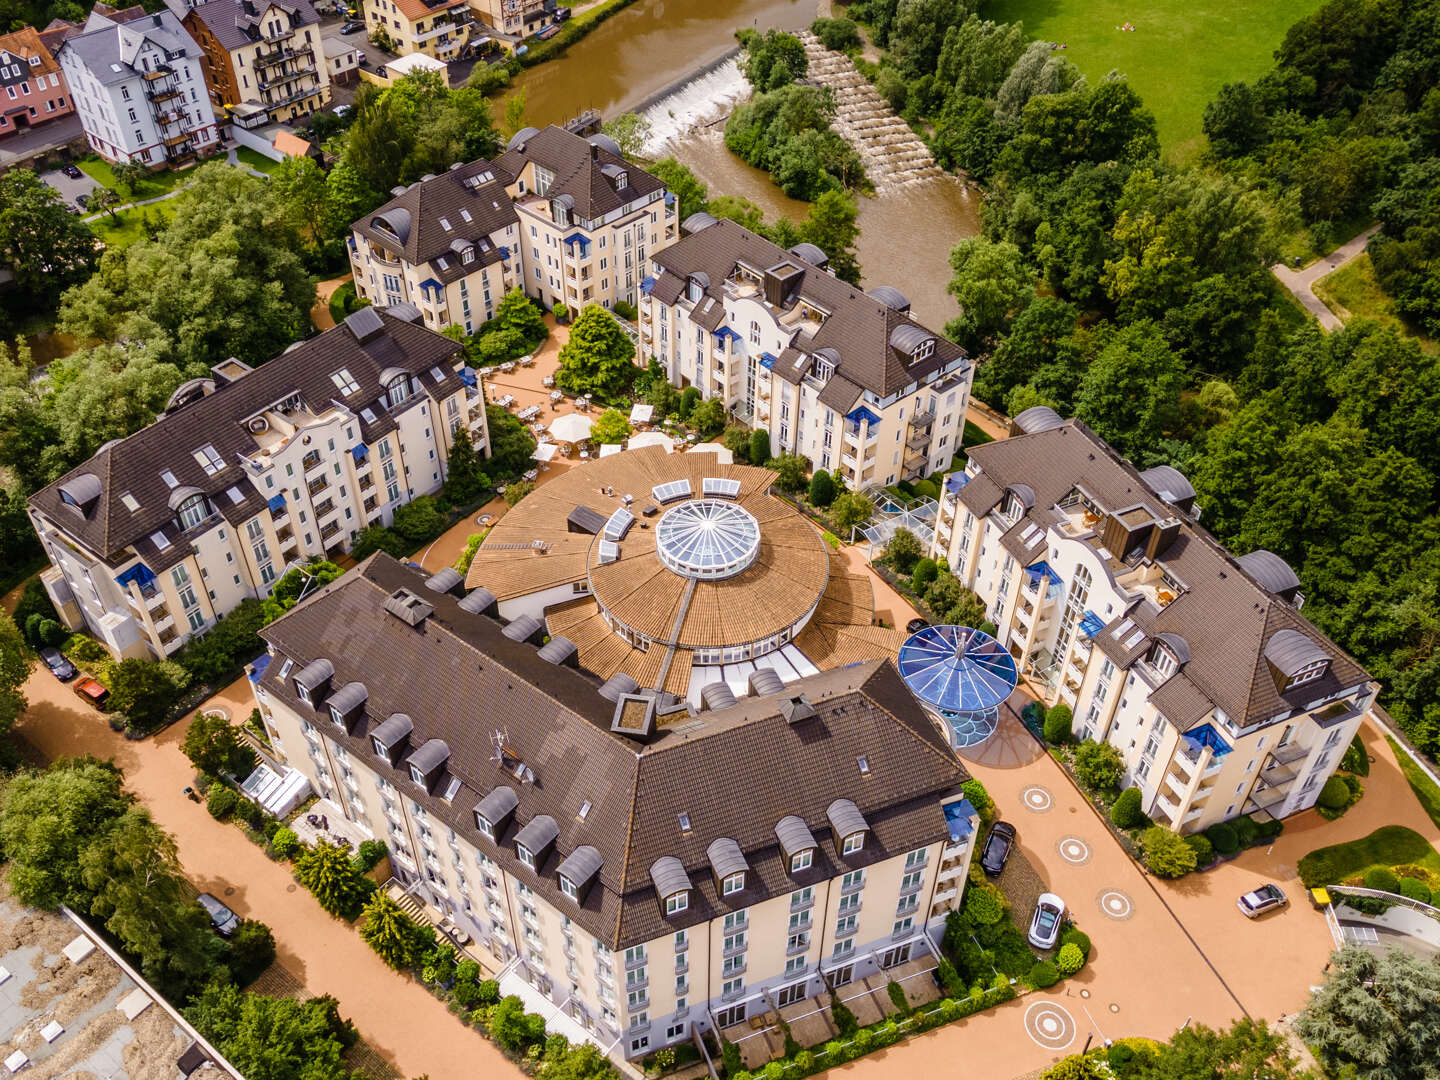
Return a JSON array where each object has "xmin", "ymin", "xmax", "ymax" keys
[
  {"xmin": 197, "ymin": 893, "xmax": 240, "ymax": 936},
  {"xmin": 1237, "ymin": 883, "xmax": 1287, "ymax": 918},
  {"xmin": 1028, "ymin": 892, "xmax": 1066, "ymax": 950}
]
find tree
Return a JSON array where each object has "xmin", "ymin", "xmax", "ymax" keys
[
  {"xmin": 294, "ymin": 841, "xmax": 370, "ymax": 919},
  {"xmin": 227, "ymin": 919, "xmax": 277, "ymax": 986},
  {"xmin": 359, "ymin": 892, "xmax": 422, "ymax": 970},
  {"xmin": 689, "ymin": 396, "xmax": 726, "ymax": 437},
  {"xmin": 503, "ymin": 89, "xmax": 527, "ymax": 139},
  {"xmin": 108, "ymin": 658, "xmax": 189, "ymax": 731},
  {"xmin": 601, "ymin": 113, "xmax": 652, "ymax": 159},
  {"xmin": 0, "ymin": 168, "xmax": 97, "ymax": 309},
  {"xmin": 486, "ymin": 405, "xmax": 538, "ymax": 478},
  {"xmin": 797, "ymin": 189, "xmax": 862, "ymax": 285},
  {"xmin": 1109, "ymin": 786, "xmax": 1145, "ymax": 829},
  {"xmin": 503, "ymin": 479, "xmax": 535, "ymax": 506},
  {"xmin": 489, "ymin": 995, "xmax": 548, "ymax": 1053},
  {"xmin": 442, "ymin": 426, "xmax": 490, "ymax": 505},
  {"xmin": 262, "ymin": 561, "xmax": 344, "ymax": 623},
  {"xmin": 1141, "ymin": 825, "xmax": 1197, "ymax": 878},
  {"xmin": 181, "ymin": 712, "xmax": 256, "ymax": 779},
  {"xmin": 808, "ymin": 469, "xmax": 836, "ymax": 507},
  {"xmin": 831, "ymin": 492, "xmax": 873, "ymax": 533},
  {"xmin": 886, "ymin": 528, "xmax": 924, "ymax": 574},
  {"xmin": 1040, "ymin": 1056, "xmax": 1106, "ymax": 1080},
  {"xmin": 1043, "ymin": 703, "xmax": 1074, "ymax": 745},
  {"xmin": 1203, "ymin": 81, "xmax": 1266, "ymax": 159},
  {"xmin": 1074, "ymin": 740, "xmax": 1124, "ymax": 791},
  {"xmin": 1074, "ymin": 321, "xmax": 1186, "ymax": 462},
  {"xmin": 0, "ymin": 613, "xmax": 27, "ymax": 744},
  {"xmin": 770, "ymin": 454, "xmax": 809, "ymax": 493},
  {"xmin": 944, "ymin": 238, "xmax": 1034, "ymax": 348},
  {"xmin": 391, "ymin": 495, "xmax": 446, "ymax": 543},
  {"xmin": 591, "ymin": 408, "xmax": 633, "ymax": 444},
  {"xmin": 1133, "ymin": 1017, "xmax": 1305, "ymax": 1080},
  {"xmin": 749, "ymin": 428, "xmax": 771, "ymax": 466},
  {"xmin": 186, "ymin": 981, "xmax": 358, "ymax": 1080},
  {"xmin": 648, "ymin": 158, "xmax": 708, "ymax": 221},
  {"xmin": 739, "ymin": 28, "xmax": 807, "ymax": 90},
  {"xmin": 887, "ymin": 0, "xmax": 965, "ymax": 80},
  {"xmin": 555, "ymin": 305, "xmax": 636, "ymax": 399},
  {"xmin": 811, "ymin": 17, "xmax": 860, "ymax": 52},
  {"xmin": 1294, "ymin": 945, "xmax": 1440, "ymax": 1080}
]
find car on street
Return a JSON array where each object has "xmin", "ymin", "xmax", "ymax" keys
[
  {"xmin": 339, "ymin": 19, "xmax": 363, "ymax": 32},
  {"xmin": 72, "ymin": 677, "xmax": 109, "ymax": 708},
  {"xmin": 979, "ymin": 821, "xmax": 1016, "ymax": 876},
  {"xmin": 38, "ymin": 647, "xmax": 76, "ymax": 681},
  {"xmin": 1028, "ymin": 892, "xmax": 1065, "ymax": 950},
  {"xmin": 197, "ymin": 893, "xmax": 240, "ymax": 936},
  {"xmin": 906, "ymin": 617, "xmax": 928, "ymax": 634},
  {"xmin": 1237, "ymin": 883, "xmax": 1288, "ymax": 918},
  {"xmin": 75, "ymin": 197, "xmax": 90, "ymax": 212},
  {"xmin": 62, "ymin": 163, "xmax": 83, "ymax": 179}
]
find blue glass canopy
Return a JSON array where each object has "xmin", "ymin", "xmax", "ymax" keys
[{"xmin": 898, "ymin": 625, "xmax": 1018, "ymax": 714}]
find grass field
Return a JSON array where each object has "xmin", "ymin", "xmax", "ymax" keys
[
  {"xmin": 86, "ymin": 198, "xmax": 180, "ymax": 249},
  {"xmin": 1297, "ymin": 825, "xmax": 1440, "ymax": 889},
  {"xmin": 1388, "ymin": 736, "xmax": 1440, "ymax": 833},
  {"xmin": 77, "ymin": 156, "xmax": 197, "ymax": 201},
  {"xmin": 235, "ymin": 146, "xmax": 283, "ymax": 175},
  {"xmin": 985, "ymin": 0, "xmax": 1322, "ymax": 160},
  {"xmin": 1314, "ymin": 254, "xmax": 1438, "ymax": 352}
]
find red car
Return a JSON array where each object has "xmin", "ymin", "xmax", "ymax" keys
[{"xmin": 72, "ymin": 677, "xmax": 109, "ymax": 708}]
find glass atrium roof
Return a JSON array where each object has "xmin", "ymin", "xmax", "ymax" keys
[
  {"xmin": 897, "ymin": 625, "xmax": 1018, "ymax": 714},
  {"xmin": 655, "ymin": 500, "xmax": 761, "ymax": 580}
]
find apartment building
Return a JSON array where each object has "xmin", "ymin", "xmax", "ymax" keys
[
  {"xmin": 27, "ymin": 307, "xmax": 490, "ymax": 661},
  {"xmin": 361, "ymin": 0, "xmax": 473, "ymax": 60},
  {"xmin": 466, "ymin": 0, "xmax": 553, "ymax": 38},
  {"xmin": 252, "ymin": 554, "xmax": 979, "ymax": 1060},
  {"xmin": 495, "ymin": 126, "xmax": 678, "ymax": 312},
  {"xmin": 642, "ymin": 217, "xmax": 972, "ymax": 487},
  {"xmin": 930, "ymin": 406, "xmax": 1377, "ymax": 833},
  {"xmin": 349, "ymin": 159, "xmax": 523, "ymax": 333},
  {"xmin": 56, "ymin": 8, "xmax": 220, "ymax": 166},
  {"xmin": 0, "ymin": 26, "xmax": 74, "ymax": 137},
  {"xmin": 177, "ymin": 0, "xmax": 331, "ymax": 126}
]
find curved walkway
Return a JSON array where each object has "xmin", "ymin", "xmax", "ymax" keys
[{"xmin": 1271, "ymin": 225, "xmax": 1381, "ymax": 330}]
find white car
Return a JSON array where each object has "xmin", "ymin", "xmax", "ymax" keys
[{"xmin": 1028, "ymin": 892, "xmax": 1066, "ymax": 950}]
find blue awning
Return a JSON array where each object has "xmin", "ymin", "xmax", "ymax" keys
[
  {"xmin": 640, "ymin": 275, "xmax": 657, "ymax": 295},
  {"xmin": 418, "ymin": 277, "xmax": 442, "ymax": 294},
  {"xmin": 760, "ymin": 351, "xmax": 778, "ymax": 370},
  {"xmin": 499, "ymin": 246, "xmax": 511, "ymax": 260},
  {"xmin": 268, "ymin": 493, "xmax": 286, "ymax": 513},
  {"xmin": 664, "ymin": 192, "xmax": 676, "ymax": 206},
  {"xmin": 944, "ymin": 473, "xmax": 969, "ymax": 495},
  {"xmin": 459, "ymin": 366, "xmax": 478, "ymax": 388},
  {"xmin": 1078, "ymin": 611, "xmax": 1106, "ymax": 639},
  {"xmin": 1025, "ymin": 562, "xmax": 1063, "ymax": 587},
  {"xmin": 1182, "ymin": 723, "xmax": 1233, "ymax": 758},
  {"xmin": 115, "ymin": 563, "xmax": 156, "ymax": 589},
  {"xmin": 714, "ymin": 326, "xmax": 742, "ymax": 343},
  {"xmin": 562, "ymin": 232, "xmax": 587, "ymax": 247},
  {"xmin": 351, "ymin": 444, "xmax": 369, "ymax": 463},
  {"xmin": 846, "ymin": 405, "xmax": 882, "ymax": 427},
  {"xmin": 944, "ymin": 798, "xmax": 978, "ymax": 841},
  {"xmin": 248, "ymin": 653, "xmax": 272, "ymax": 684}
]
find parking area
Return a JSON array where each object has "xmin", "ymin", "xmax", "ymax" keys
[{"xmin": 39, "ymin": 166, "xmax": 98, "ymax": 209}]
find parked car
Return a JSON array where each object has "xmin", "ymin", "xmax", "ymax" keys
[
  {"xmin": 72, "ymin": 677, "xmax": 109, "ymax": 708},
  {"xmin": 906, "ymin": 617, "xmax": 928, "ymax": 634},
  {"xmin": 334, "ymin": 103, "xmax": 352, "ymax": 116},
  {"xmin": 75, "ymin": 197, "xmax": 91, "ymax": 212},
  {"xmin": 340, "ymin": 19, "xmax": 364, "ymax": 32},
  {"xmin": 980, "ymin": 821, "xmax": 1016, "ymax": 876},
  {"xmin": 554, "ymin": 5, "xmax": 571, "ymax": 17},
  {"xmin": 38, "ymin": 647, "xmax": 76, "ymax": 681},
  {"xmin": 1028, "ymin": 892, "xmax": 1065, "ymax": 950},
  {"xmin": 1237, "ymin": 883, "xmax": 1288, "ymax": 919},
  {"xmin": 197, "ymin": 893, "xmax": 240, "ymax": 936},
  {"xmin": 62, "ymin": 163, "xmax": 83, "ymax": 179}
]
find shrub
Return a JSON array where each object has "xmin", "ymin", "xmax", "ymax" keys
[
  {"xmin": 829, "ymin": 994, "xmax": 858, "ymax": 1036},
  {"xmin": 270, "ymin": 827, "xmax": 299, "ymax": 859},
  {"xmin": 1073, "ymin": 740, "xmax": 1124, "ymax": 792},
  {"xmin": 1317, "ymin": 776, "xmax": 1352, "ymax": 811},
  {"xmin": 721, "ymin": 1038, "xmax": 743, "ymax": 1076},
  {"xmin": 1364, "ymin": 866, "xmax": 1401, "ymax": 893},
  {"xmin": 1141, "ymin": 825, "xmax": 1197, "ymax": 878},
  {"xmin": 1059, "ymin": 927, "xmax": 1091, "ymax": 959},
  {"xmin": 963, "ymin": 883, "xmax": 1005, "ymax": 925},
  {"xmin": 350, "ymin": 526, "xmax": 409, "ymax": 560},
  {"xmin": 206, "ymin": 785, "xmax": 239, "ymax": 820},
  {"xmin": 359, "ymin": 893, "xmax": 423, "ymax": 969},
  {"xmin": 885, "ymin": 528, "xmax": 924, "ymax": 574},
  {"xmin": 808, "ymin": 469, "xmax": 836, "ymax": 507},
  {"xmin": 391, "ymin": 495, "xmax": 446, "ymax": 543},
  {"xmin": 749, "ymin": 429, "xmax": 771, "ymax": 466},
  {"xmin": 1232, "ymin": 814, "xmax": 1260, "ymax": 848},
  {"xmin": 1399, "ymin": 877, "xmax": 1433, "ymax": 904},
  {"xmin": 1184, "ymin": 833, "xmax": 1215, "ymax": 867},
  {"xmin": 227, "ymin": 919, "xmax": 277, "ymax": 985},
  {"xmin": 961, "ymin": 777, "xmax": 995, "ymax": 825},
  {"xmin": 294, "ymin": 840, "xmax": 372, "ymax": 919},
  {"xmin": 612, "ymin": 300, "xmax": 637, "ymax": 320},
  {"xmin": 1029, "ymin": 960, "xmax": 1060, "ymax": 988},
  {"xmin": 936, "ymin": 956, "xmax": 963, "ymax": 996},
  {"xmin": 911, "ymin": 557, "xmax": 939, "ymax": 588},
  {"xmin": 886, "ymin": 979, "xmax": 909, "ymax": 1015},
  {"xmin": 1055, "ymin": 942, "xmax": 1084, "ymax": 976},
  {"xmin": 355, "ymin": 839, "xmax": 388, "ymax": 872},
  {"xmin": 503, "ymin": 479, "xmax": 535, "ymax": 506},
  {"xmin": 477, "ymin": 979, "xmax": 500, "ymax": 1004},
  {"xmin": 1109, "ymin": 786, "xmax": 1144, "ymax": 829},
  {"xmin": 912, "ymin": 478, "xmax": 939, "ymax": 500},
  {"xmin": 553, "ymin": 302, "xmax": 571, "ymax": 321},
  {"xmin": 810, "ymin": 16, "xmax": 860, "ymax": 51},
  {"xmin": 1205, "ymin": 822, "xmax": 1240, "ymax": 855},
  {"xmin": 1043, "ymin": 704, "xmax": 1074, "ymax": 745}
]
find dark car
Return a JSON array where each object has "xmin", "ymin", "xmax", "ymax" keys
[
  {"xmin": 62, "ymin": 163, "xmax": 83, "ymax": 179},
  {"xmin": 197, "ymin": 893, "xmax": 240, "ymax": 936},
  {"xmin": 1237, "ymin": 883, "xmax": 1288, "ymax": 919},
  {"xmin": 980, "ymin": 821, "xmax": 1016, "ymax": 876},
  {"xmin": 38, "ymin": 647, "xmax": 76, "ymax": 681},
  {"xmin": 76, "ymin": 197, "xmax": 91, "ymax": 212},
  {"xmin": 906, "ymin": 617, "xmax": 928, "ymax": 634},
  {"xmin": 339, "ymin": 19, "xmax": 364, "ymax": 32}
]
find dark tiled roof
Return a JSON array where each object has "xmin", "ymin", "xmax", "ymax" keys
[
  {"xmin": 258, "ymin": 555, "xmax": 966, "ymax": 948},
  {"xmin": 651, "ymin": 219, "xmax": 968, "ymax": 400},
  {"xmin": 186, "ymin": 0, "xmax": 319, "ymax": 52},
  {"xmin": 29, "ymin": 312, "xmax": 464, "ymax": 562},
  {"xmin": 963, "ymin": 421, "xmax": 1372, "ymax": 729},
  {"xmin": 353, "ymin": 160, "xmax": 519, "ymax": 280},
  {"xmin": 494, "ymin": 126, "xmax": 665, "ymax": 221}
]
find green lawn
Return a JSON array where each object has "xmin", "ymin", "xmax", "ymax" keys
[
  {"xmin": 77, "ymin": 156, "xmax": 197, "ymax": 202},
  {"xmin": 235, "ymin": 146, "xmax": 283, "ymax": 175},
  {"xmin": 86, "ymin": 199, "xmax": 180, "ymax": 249},
  {"xmin": 986, "ymin": 0, "xmax": 1323, "ymax": 160},
  {"xmin": 1313, "ymin": 254, "xmax": 1437, "ymax": 352},
  {"xmin": 1297, "ymin": 825, "xmax": 1440, "ymax": 889},
  {"xmin": 1388, "ymin": 736, "xmax": 1440, "ymax": 833}
]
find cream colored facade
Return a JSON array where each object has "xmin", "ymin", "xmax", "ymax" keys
[
  {"xmin": 223, "ymin": 12, "xmax": 330, "ymax": 123},
  {"xmin": 362, "ymin": 0, "xmax": 473, "ymax": 60},
  {"xmin": 465, "ymin": 0, "xmax": 550, "ymax": 36},
  {"xmin": 251, "ymin": 678, "xmax": 976, "ymax": 1058},
  {"xmin": 349, "ymin": 226, "xmax": 521, "ymax": 334}
]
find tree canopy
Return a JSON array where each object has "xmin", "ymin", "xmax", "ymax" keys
[
  {"xmin": 0, "ymin": 168, "xmax": 97, "ymax": 329},
  {"xmin": 555, "ymin": 305, "xmax": 637, "ymax": 400}
]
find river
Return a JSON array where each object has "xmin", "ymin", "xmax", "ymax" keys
[{"xmin": 508, "ymin": 5, "xmax": 980, "ymax": 328}]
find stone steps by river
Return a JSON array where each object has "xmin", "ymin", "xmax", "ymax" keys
[{"xmin": 797, "ymin": 30, "xmax": 943, "ymax": 190}]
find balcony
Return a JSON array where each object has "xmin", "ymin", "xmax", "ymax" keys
[
  {"xmin": 909, "ymin": 406, "xmax": 935, "ymax": 427},
  {"xmin": 1269, "ymin": 741, "xmax": 1309, "ymax": 766},
  {"xmin": 1154, "ymin": 792, "xmax": 1180, "ymax": 822},
  {"xmin": 253, "ymin": 42, "xmax": 313, "ymax": 68},
  {"xmin": 320, "ymin": 521, "xmax": 341, "ymax": 542},
  {"xmin": 307, "ymin": 475, "xmax": 329, "ymax": 497},
  {"xmin": 140, "ymin": 64, "xmax": 175, "ymax": 81},
  {"xmin": 146, "ymin": 84, "xmax": 181, "ymax": 103},
  {"xmin": 313, "ymin": 499, "xmax": 335, "ymax": 520},
  {"xmin": 161, "ymin": 131, "xmax": 192, "ymax": 148},
  {"xmin": 905, "ymin": 429, "xmax": 931, "ymax": 453}
]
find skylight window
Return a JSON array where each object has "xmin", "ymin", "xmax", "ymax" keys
[
  {"xmin": 857, "ymin": 754, "xmax": 871, "ymax": 776},
  {"xmin": 439, "ymin": 217, "xmax": 452, "ymax": 232},
  {"xmin": 120, "ymin": 492, "xmax": 140, "ymax": 512},
  {"xmin": 277, "ymin": 658, "xmax": 294, "ymax": 679},
  {"xmin": 1124, "ymin": 629, "xmax": 1146, "ymax": 649},
  {"xmin": 597, "ymin": 540, "xmax": 620, "ymax": 564},
  {"xmin": 678, "ymin": 812, "xmax": 691, "ymax": 834},
  {"xmin": 1019, "ymin": 523, "xmax": 1040, "ymax": 543},
  {"xmin": 193, "ymin": 445, "xmax": 224, "ymax": 475},
  {"xmin": 160, "ymin": 470, "xmax": 179, "ymax": 489},
  {"xmin": 436, "ymin": 256, "xmax": 449, "ymax": 270},
  {"xmin": 226, "ymin": 485, "xmax": 245, "ymax": 504},
  {"xmin": 1110, "ymin": 618, "xmax": 1135, "ymax": 640},
  {"xmin": 429, "ymin": 365, "xmax": 446, "ymax": 383},
  {"xmin": 149, "ymin": 530, "xmax": 171, "ymax": 550},
  {"xmin": 331, "ymin": 368, "xmax": 360, "ymax": 395},
  {"xmin": 577, "ymin": 800, "xmax": 591, "ymax": 822},
  {"xmin": 360, "ymin": 408, "xmax": 378, "ymax": 424},
  {"xmin": 460, "ymin": 208, "xmax": 472, "ymax": 222}
]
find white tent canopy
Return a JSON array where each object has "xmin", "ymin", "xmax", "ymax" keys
[
  {"xmin": 627, "ymin": 431, "xmax": 674, "ymax": 452},
  {"xmin": 548, "ymin": 413, "xmax": 594, "ymax": 443},
  {"xmin": 629, "ymin": 403, "xmax": 654, "ymax": 424},
  {"xmin": 687, "ymin": 442, "xmax": 734, "ymax": 465},
  {"xmin": 531, "ymin": 442, "xmax": 558, "ymax": 462}
]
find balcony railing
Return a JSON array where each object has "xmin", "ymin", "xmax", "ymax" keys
[
  {"xmin": 910, "ymin": 407, "xmax": 935, "ymax": 427},
  {"xmin": 1269, "ymin": 741, "xmax": 1309, "ymax": 766}
]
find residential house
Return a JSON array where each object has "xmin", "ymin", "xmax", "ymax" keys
[
  {"xmin": 929, "ymin": 406, "xmax": 1378, "ymax": 832},
  {"xmin": 27, "ymin": 306, "xmax": 490, "ymax": 660},
  {"xmin": 321, "ymin": 32, "xmax": 358, "ymax": 83},
  {"xmin": 642, "ymin": 216, "xmax": 972, "ymax": 483},
  {"xmin": 56, "ymin": 7, "xmax": 220, "ymax": 166},
  {"xmin": 253, "ymin": 553, "xmax": 979, "ymax": 1060},
  {"xmin": 0, "ymin": 26, "xmax": 74, "ymax": 137},
  {"xmin": 361, "ymin": 0, "xmax": 473, "ymax": 60},
  {"xmin": 466, "ymin": 0, "xmax": 553, "ymax": 38},
  {"xmin": 176, "ymin": 0, "xmax": 331, "ymax": 127}
]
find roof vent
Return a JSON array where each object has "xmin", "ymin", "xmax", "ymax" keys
[
  {"xmin": 343, "ymin": 305, "xmax": 386, "ymax": 344},
  {"xmin": 701, "ymin": 681, "xmax": 737, "ymax": 711},
  {"xmin": 537, "ymin": 636, "xmax": 578, "ymax": 667},
  {"xmin": 424, "ymin": 567, "xmax": 463, "ymax": 595},
  {"xmin": 384, "ymin": 588, "xmax": 434, "ymax": 627},
  {"xmin": 611, "ymin": 693, "xmax": 657, "ymax": 741},
  {"xmin": 598, "ymin": 672, "xmax": 640, "ymax": 703},
  {"xmin": 748, "ymin": 668, "xmax": 784, "ymax": 696},
  {"xmin": 780, "ymin": 694, "xmax": 817, "ymax": 724},
  {"xmin": 502, "ymin": 613, "xmax": 544, "ymax": 645}
]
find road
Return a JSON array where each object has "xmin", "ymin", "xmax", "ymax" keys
[{"xmin": 1271, "ymin": 225, "xmax": 1382, "ymax": 330}]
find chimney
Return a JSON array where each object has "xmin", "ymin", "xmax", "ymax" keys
[{"xmin": 590, "ymin": 142, "xmax": 599, "ymax": 160}]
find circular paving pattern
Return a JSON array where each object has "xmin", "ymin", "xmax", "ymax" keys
[
  {"xmin": 1021, "ymin": 785, "xmax": 1053, "ymax": 812},
  {"xmin": 1057, "ymin": 835, "xmax": 1092, "ymax": 865},
  {"xmin": 1097, "ymin": 888, "xmax": 1135, "ymax": 920},
  {"xmin": 1023, "ymin": 1001, "xmax": 1077, "ymax": 1051}
]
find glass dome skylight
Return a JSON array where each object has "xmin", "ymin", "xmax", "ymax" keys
[
  {"xmin": 897, "ymin": 625, "xmax": 1018, "ymax": 748},
  {"xmin": 655, "ymin": 500, "xmax": 761, "ymax": 580}
]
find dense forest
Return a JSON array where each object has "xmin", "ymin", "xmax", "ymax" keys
[{"xmin": 838, "ymin": 0, "xmax": 1440, "ymax": 755}]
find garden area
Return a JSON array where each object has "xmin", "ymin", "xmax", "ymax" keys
[
  {"xmin": 871, "ymin": 529, "xmax": 993, "ymax": 629},
  {"xmin": 1298, "ymin": 825, "xmax": 1440, "ymax": 894}
]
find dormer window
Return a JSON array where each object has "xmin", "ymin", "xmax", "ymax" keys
[
  {"xmin": 687, "ymin": 279, "xmax": 702, "ymax": 302},
  {"xmin": 408, "ymin": 763, "xmax": 427, "ymax": 785},
  {"xmin": 1150, "ymin": 645, "xmax": 1178, "ymax": 678},
  {"xmin": 559, "ymin": 875, "xmax": 578, "ymax": 900},
  {"xmin": 614, "ymin": 170, "xmax": 627, "ymax": 189},
  {"xmin": 475, "ymin": 813, "xmax": 494, "ymax": 838},
  {"xmin": 1287, "ymin": 659, "xmax": 1329, "ymax": 689},
  {"xmin": 386, "ymin": 375, "xmax": 409, "ymax": 408},
  {"xmin": 911, "ymin": 339, "xmax": 934, "ymax": 363},
  {"xmin": 814, "ymin": 357, "xmax": 834, "ymax": 381},
  {"xmin": 666, "ymin": 892, "xmax": 688, "ymax": 915},
  {"xmin": 517, "ymin": 843, "xmax": 535, "ymax": 869},
  {"xmin": 791, "ymin": 849, "xmax": 812, "ymax": 872},
  {"xmin": 176, "ymin": 493, "xmax": 208, "ymax": 530},
  {"xmin": 722, "ymin": 872, "xmax": 745, "ymax": 896},
  {"xmin": 461, "ymin": 246, "xmax": 474, "ymax": 264}
]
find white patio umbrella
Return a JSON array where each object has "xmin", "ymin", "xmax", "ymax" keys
[
  {"xmin": 629, "ymin": 403, "xmax": 654, "ymax": 424},
  {"xmin": 548, "ymin": 413, "xmax": 594, "ymax": 444},
  {"xmin": 598, "ymin": 443, "xmax": 624, "ymax": 457},
  {"xmin": 531, "ymin": 442, "xmax": 558, "ymax": 463},
  {"xmin": 627, "ymin": 431, "xmax": 674, "ymax": 452}
]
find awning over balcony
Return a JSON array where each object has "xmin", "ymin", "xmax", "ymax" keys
[
  {"xmin": 248, "ymin": 653, "xmax": 272, "ymax": 684},
  {"xmin": 714, "ymin": 326, "xmax": 742, "ymax": 343},
  {"xmin": 1078, "ymin": 611, "xmax": 1106, "ymax": 639},
  {"xmin": 640, "ymin": 275, "xmax": 656, "ymax": 294},
  {"xmin": 943, "ymin": 798, "xmax": 977, "ymax": 841},
  {"xmin": 759, "ymin": 351, "xmax": 778, "ymax": 369},
  {"xmin": 351, "ymin": 444, "xmax": 369, "ymax": 462},
  {"xmin": 459, "ymin": 366, "xmax": 478, "ymax": 388},
  {"xmin": 115, "ymin": 562, "xmax": 157, "ymax": 590},
  {"xmin": 1181, "ymin": 722, "xmax": 1232, "ymax": 758},
  {"xmin": 1024, "ymin": 562, "xmax": 1063, "ymax": 587},
  {"xmin": 845, "ymin": 405, "xmax": 882, "ymax": 427},
  {"xmin": 268, "ymin": 493, "xmax": 286, "ymax": 513},
  {"xmin": 944, "ymin": 472, "xmax": 969, "ymax": 495}
]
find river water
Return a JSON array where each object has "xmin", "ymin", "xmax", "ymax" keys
[{"xmin": 509, "ymin": 5, "xmax": 980, "ymax": 328}]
